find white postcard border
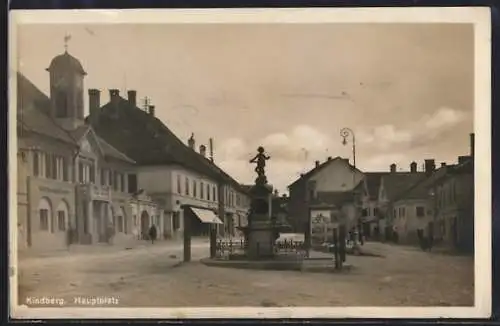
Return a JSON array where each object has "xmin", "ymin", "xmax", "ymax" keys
[{"xmin": 8, "ymin": 7, "xmax": 492, "ymax": 319}]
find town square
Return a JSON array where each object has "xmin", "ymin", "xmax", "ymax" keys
[{"xmin": 12, "ymin": 18, "xmax": 478, "ymax": 310}]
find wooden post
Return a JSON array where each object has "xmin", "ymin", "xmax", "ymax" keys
[
  {"xmin": 210, "ymin": 224, "xmax": 217, "ymax": 258},
  {"xmin": 339, "ymin": 224, "xmax": 346, "ymax": 265},
  {"xmin": 183, "ymin": 207, "xmax": 191, "ymax": 262},
  {"xmin": 333, "ymin": 227, "xmax": 339, "ymax": 269}
]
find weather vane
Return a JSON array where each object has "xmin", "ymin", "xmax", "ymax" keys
[{"xmin": 64, "ymin": 33, "xmax": 72, "ymax": 52}]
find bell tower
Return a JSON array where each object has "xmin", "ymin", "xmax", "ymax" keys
[{"xmin": 46, "ymin": 34, "xmax": 87, "ymax": 130}]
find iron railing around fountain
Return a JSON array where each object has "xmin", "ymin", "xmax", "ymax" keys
[{"xmin": 215, "ymin": 238, "xmax": 306, "ymax": 258}]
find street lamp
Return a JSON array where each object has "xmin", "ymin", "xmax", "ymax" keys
[
  {"xmin": 340, "ymin": 127, "xmax": 356, "ymax": 168},
  {"xmin": 340, "ymin": 127, "xmax": 361, "ymax": 244}
]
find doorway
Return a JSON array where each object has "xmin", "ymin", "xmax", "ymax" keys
[{"xmin": 141, "ymin": 211, "xmax": 149, "ymax": 240}]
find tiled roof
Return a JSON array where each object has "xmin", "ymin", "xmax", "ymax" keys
[
  {"xmin": 364, "ymin": 172, "xmax": 389, "ymax": 200},
  {"xmin": 47, "ymin": 51, "xmax": 87, "ymax": 75},
  {"xmin": 381, "ymin": 172, "xmax": 427, "ymax": 202},
  {"xmin": 288, "ymin": 156, "xmax": 362, "ymax": 189},
  {"xmin": 89, "ymin": 97, "xmax": 246, "ymax": 192},
  {"xmin": 96, "ymin": 135, "xmax": 136, "ymax": 164},
  {"xmin": 17, "ymin": 72, "xmax": 77, "ymax": 146},
  {"xmin": 17, "ymin": 73, "xmax": 135, "ymax": 165}
]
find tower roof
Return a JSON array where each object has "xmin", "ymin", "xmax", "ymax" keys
[{"xmin": 46, "ymin": 51, "xmax": 87, "ymax": 75}]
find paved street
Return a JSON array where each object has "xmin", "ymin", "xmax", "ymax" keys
[{"xmin": 17, "ymin": 241, "xmax": 474, "ymax": 307}]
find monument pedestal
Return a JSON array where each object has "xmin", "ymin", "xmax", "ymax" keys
[{"xmin": 247, "ymin": 220, "xmax": 275, "ymax": 259}]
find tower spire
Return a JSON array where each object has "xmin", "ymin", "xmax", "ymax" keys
[{"xmin": 63, "ymin": 33, "xmax": 72, "ymax": 52}]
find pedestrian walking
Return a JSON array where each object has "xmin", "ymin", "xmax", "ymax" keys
[{"xmin": 149, "ymin": 224, "xmax": 157, "ymax": 244}]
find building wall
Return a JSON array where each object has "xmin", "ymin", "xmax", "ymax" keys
[
  {"xmin": 27, "ymin": 176, "xmax": 76, "ymax": 251},
  {"xmin": 392, "ymin": 199, "xmax": 432, "ymax": 245},
  {"xmin": 288, "ymin": 180, "xmax": 308, "ymax": 233},
  {"xmin": 137, "ymin": 164, "xmax": 250, "ymax": 238},
  {"xmin": 310, "ymin": 160, "xmax": 364, "ymax": 193},
  {"xmin": 435, "ymin": 173, "xmax": 474, "ymax": 252},
  {"xmin": 17, "ymin": 150, "xmax": 29, "ymax": 250},
  {"xmin": 289, "ymin": 159, "xmax": 364, "ymax": 234}
]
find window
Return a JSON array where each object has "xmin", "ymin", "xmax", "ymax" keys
[
  {"xmin": 361, "ymin": 208, "xmax": 368, "ymax": 217},
  {"xmin": 101, "ymin": 169, "xmax": 106, "ymax": 185},
  {"xmin": 120, "ymin": 174, "xmax": 125, "ymax": 192},
  {"xmin": 185, "ymin": 177, "xmax": 190, "ymax": 196},
  {"xmin": 213, "ymin": 186, "xmax": 217, "ymax": 202},
  {"xmin": 62, "ymin": 157, "xmax": 68, "ymax": 181},
  {"xmin": 113, "ymin": 171, "xmax": 119, "ymax": 191},
  {"xmin": 46, "ymin": 154, "xmax": 53, "ymax": 179},
  {"xmin": 55, "ymin": 90, "xmax": 68, "ymax": 118},
  {"xmin": 193, "ymin": 180, "xmax": 197, "ymax": 197},
  {"xmin": 110, "ymin": 170, "xmax": 115, "ymax": 189},
  {"xmin": 207, "ymin": 184, "xmax": 211, "ymax": 201},
  {"xmin": 40, "ymin": 209, "xmax": 49, "ymax": 231},
  {"xmin": 57, "ymin": 210, "xmax": 66, "ymax": 231},
  {"xmin": 374, "ymin": 207, "xmax": 379, "ymax": 217},
  {"xmin": 90, "ymin": 165, "xmax": 95, "ymax": 184},
  {"xmin": 416, "ymin": 206, "xmax": 425, "ymax": 217},
  {"xmin": 393, "ymin": 209, "xmax": 397, "ymax": 218},
  {"xmin": 173, "ymin": 212, "xmax": 180, "ymax": 230},
  {"xmin": 128, "ymin": 174, "xmax": 138, "ymax": 194},
  {"xmin": 78, "ymin": 162, "xmax": 83, "ymax": 182},
  {"xmin": 117, "ymin": 216, "xmax": 124, "ymax": 232},
  {"xmin": 55, "ymin": 156, "xmax": 63, "ymax": 180},
  {"xmin": 201, "ymin": 182, "xmax": 205, "ymax": 199},
  {"xmin": 176, "ymin": 174, "xmax": 182, "ymax": 194},
  {"xmin": 33, "ymin": 152, "xmax": 39, "ymax": 176}
]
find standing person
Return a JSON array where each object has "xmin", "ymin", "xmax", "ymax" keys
[{"xmin": 148, "ymin": 224, "xmax": 157, "ymax": 244}]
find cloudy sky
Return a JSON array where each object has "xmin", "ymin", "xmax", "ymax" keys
[{"xmin": 16, "ymin": 23, "xmax": 474, "ymax": 194}]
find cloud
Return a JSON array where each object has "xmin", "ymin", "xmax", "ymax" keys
[
  {"xmin": 358, "ymin": 106, "xmax": 467, "ymax": 151},
  {"xmin": 217, "ymin": 124, "xmax": 338, "ymax": 193},
  {"xmin": 362, "ymin": 153, "xmax": 408, "ymax": 172},
  {"xmin": 421, "ymin": 106, "xmax": 467, "ymax": 130},
  {"xmin": 261, "ymin": 124, "xmax": 333, "ymax": 162}
]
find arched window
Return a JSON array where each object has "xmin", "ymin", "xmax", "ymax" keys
[
  {"xmin": 56, "ymin": 200, "xmax": 70, "ymax": 231},
  {"xmin": 38, "ymin": 197, "xmax": 52, "ymax": 232},
  {"xmin": 55, "ymin": 90, "xmax": 68, "ymax": 118}
]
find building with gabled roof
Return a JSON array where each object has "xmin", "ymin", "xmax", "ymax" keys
[
  {"xmin": 16, "ymin": 50, "xmax": 163, "ymax": 252},
  {"xmin": 287, "ymin": 156, "xmax": 365, "ymax": 234},
  {"xmin": 88, "ymin": 89, "xmax": 250, "ymax": 238}
]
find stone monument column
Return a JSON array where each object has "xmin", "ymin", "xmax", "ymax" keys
[{"xmin": 247, "ymin": 147, "xmax": 276, "ymax": 259}]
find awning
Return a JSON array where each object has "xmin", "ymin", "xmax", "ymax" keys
[{"xmin": 190, "ymin": 207, "xmax": 223, "ymax": 224}]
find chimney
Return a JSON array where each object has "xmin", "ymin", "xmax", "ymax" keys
[
  {"xmin": 315, "ymin": 160, "xmax": 320, "ymax": 168},
  {"xmin": 327, "ymin": 156, "xmax": 332, "ymax": 161},
  {"xmin": 109, "ymin": 89, "xmax": 120, "ymax": 104},
  {"xmin": 148, "ymin": 105, "xmax": 155, "ymax": 117},
  {"xmin": 88, "ymin": 89, "xmax": 100, "ymax": 116},
  {"xmin": 470, "ymin": 133, "xmax": 475, "ymax": 158},
  {"xmin": 410, "ymin": 161, "xmax": 417, "ymax": 173},
  {"xmin": 424, "ymin": 159, "xmax": 436, "ymax": 174},
  {"xmin": 127, "ymin": 90, "xmax": 137, "ymax": 107},
  {"xmin": 441, "ymin": 162, "xmax": 447, "ymax": 168},
  {"xmin": 188, "ymin": 133, "xmax": 195, "ymax": 150},
  {"xmin": 199, "ymin": 144, "xmax": 207, "ymax": 157},
  {"xmin": 390, "ymin": 163, "xmax": 396, "ymax": 173},
  {"xmin": 209, "ymin": 138, "xmax": 214, "ymax": 162}
]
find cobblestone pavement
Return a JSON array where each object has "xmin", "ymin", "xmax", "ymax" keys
[{"xmin": 16, "ymin": 241, "xmax": 474, "ymax": 307}]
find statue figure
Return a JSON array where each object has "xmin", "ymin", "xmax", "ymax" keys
[{"xmin": 249, "ymin": 146, "xmax": 270, "ymax": 183}]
